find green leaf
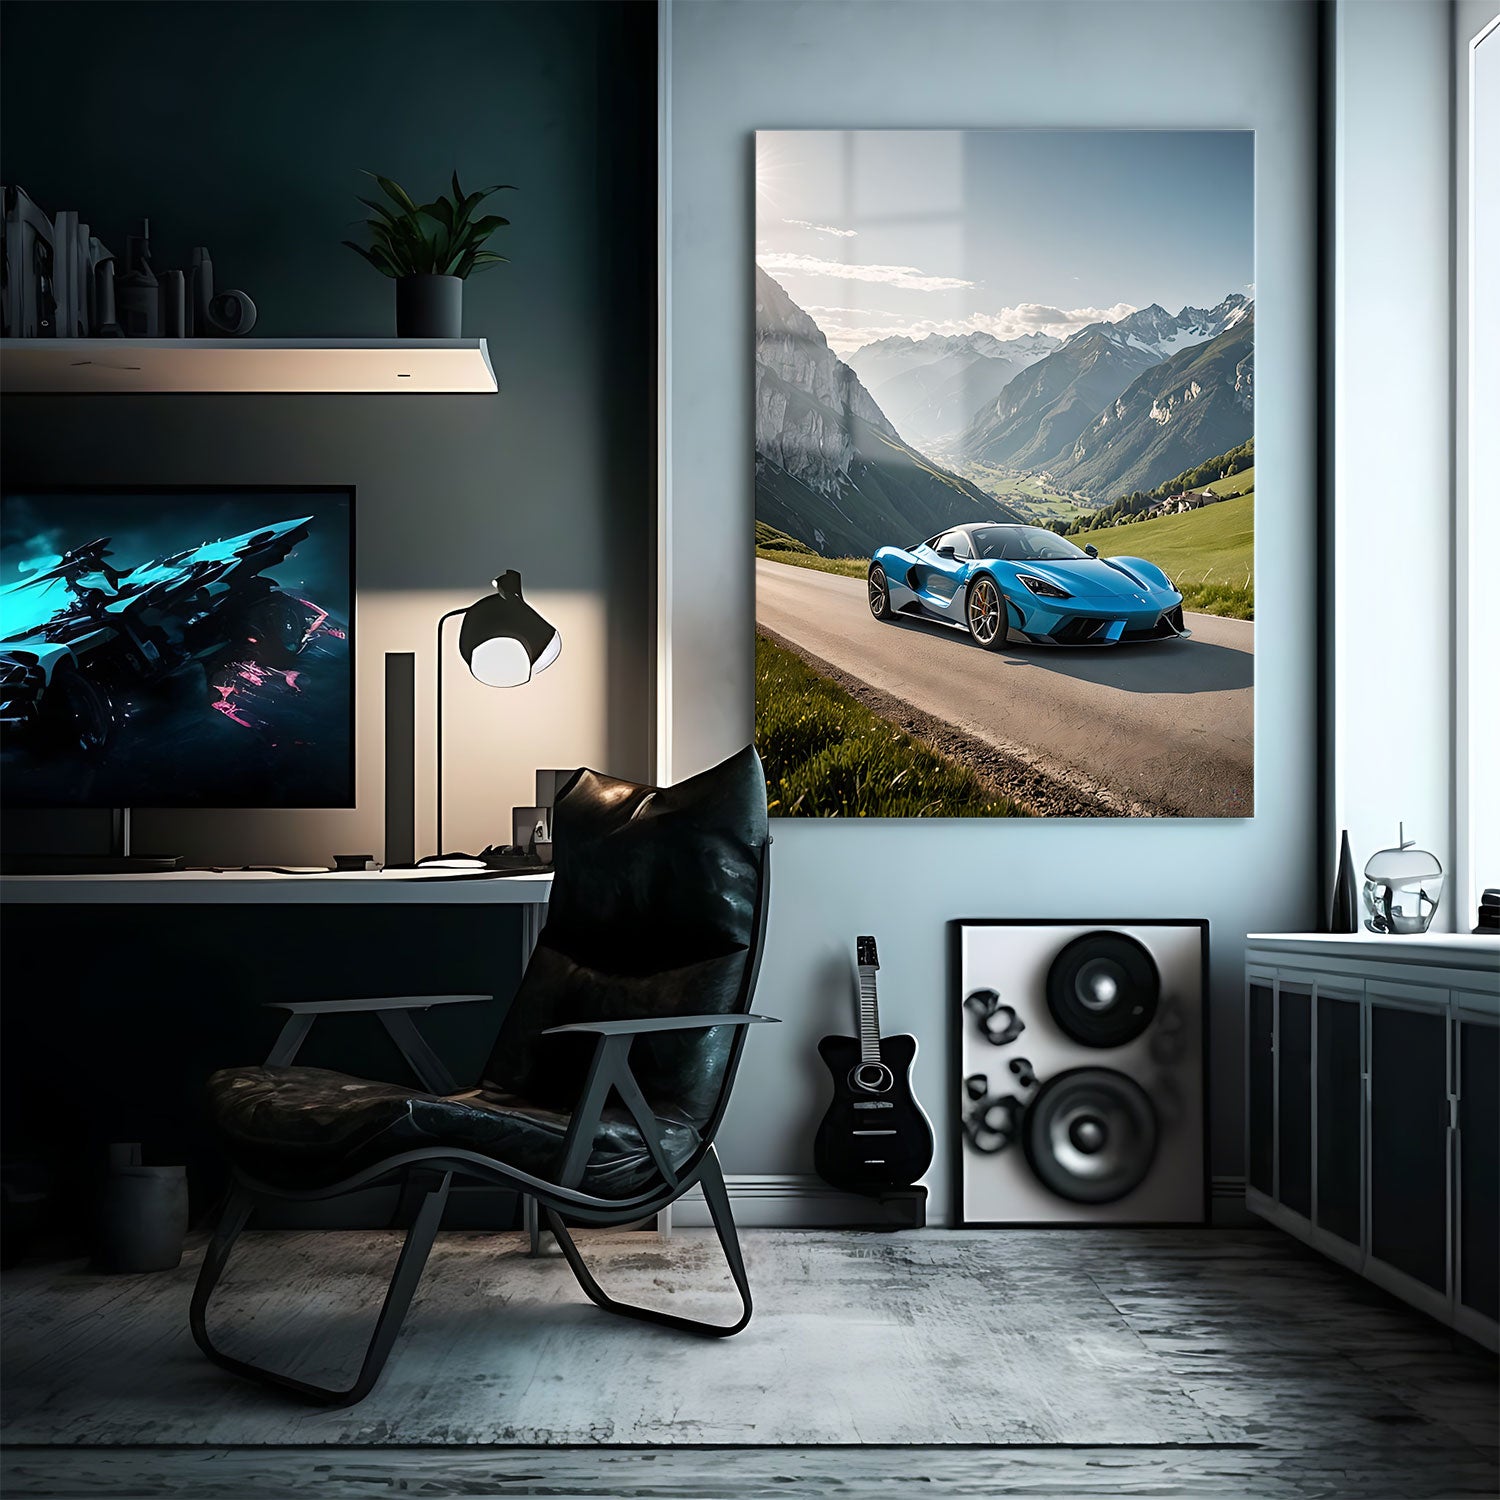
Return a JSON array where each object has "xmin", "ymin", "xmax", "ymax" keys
[
  {"xmin": 342, "ymin": 240, "xmax": 398, "ymax": 277},
  {"xmin": 356, "ymin": 195, "xmax": 409, "ymax": 230},
  {"xmin": 423, "ymin": 197, "xmax": 455, "ymax": 234},
  {"xmin": 364, "ymin": 170, "xmax": 420, "ymax": 216}
]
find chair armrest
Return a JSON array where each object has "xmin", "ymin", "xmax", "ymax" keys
[
  {"xmin": 549, "ymin": 1014, "xmax": 777, "ymax": 1192},
  {"xmin": 261, "ymin": 995, "xmax": 493, "ymax": 1088},
  {"xmin": 267, "ymin": 994, "xmax": 493, "ymax": 1015},
  {"xmin": 542, "ymin": 1014, "xmax": 778, "ymax": 1037}
]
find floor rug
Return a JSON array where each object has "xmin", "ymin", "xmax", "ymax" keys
[{"xmin": 1, "ymin": 1230, "xmax": 1243, "ymax": 1446}]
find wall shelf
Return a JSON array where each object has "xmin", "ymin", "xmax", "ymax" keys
[{"xmin": 0, "ymin": 338, "xmax": 498, "ymax": 394}]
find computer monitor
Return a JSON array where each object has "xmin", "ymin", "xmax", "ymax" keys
[{"xmin": 0, "ymin": 486, "xmax": 354, "ymax": 809}]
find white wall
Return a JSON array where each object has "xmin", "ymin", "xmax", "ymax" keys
[
  {"xmin": 1455, "ymin": 0, "xmax": 1500, "ymax": 926},
  {"xmin": 1331, "ymin": 0, "xmax": 1455, "ymax": 922},
  {"xmin": 663, "ymin": 0, "xmax": 1322, "ymax": 1222}
]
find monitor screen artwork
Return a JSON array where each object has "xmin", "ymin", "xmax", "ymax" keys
[{"xmin": 0, "ymin": 487, "xmax": 354, "ymax": 808}]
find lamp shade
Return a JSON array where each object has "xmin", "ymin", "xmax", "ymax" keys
[{"xmin": 457, "ymin": 570, "xmax": 561, "ymax": 688}]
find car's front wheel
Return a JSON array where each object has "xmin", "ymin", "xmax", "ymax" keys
[
  {"xmin": 867, "ymin": 564, "xmax": 894, "ymax": 620},
  {"xmin": 43, "ymin": 664, "xmax": 112, "ymax": 755},
  {"xmin": 966, "ymin": 575, "xmax": 1009, "ymax": 650}
]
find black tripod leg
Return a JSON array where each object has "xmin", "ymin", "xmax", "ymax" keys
[
  {"xmin": 190, "ymin": 1171, "xmax": 451, "ymax": 1407},
  {"xmin": 546, "ymin": 1149, "xmax": 752, "ymax": 1338}
]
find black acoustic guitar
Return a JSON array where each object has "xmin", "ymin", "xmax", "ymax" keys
[{"xmin": 813, "ymin": 935, "xmax": 934, "ymax": 1192}]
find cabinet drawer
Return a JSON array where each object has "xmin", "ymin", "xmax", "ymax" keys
[
  {"xmin": 1277, "ymin": 985, "xmax": 1313, "ymax": 1220},
  {"xmin": 1457, "ymin": 1014, "xmax": 1498, "ymax": 1326},
  {"xmin": 1368, "ymin": 1002, "xmax": 1449, "ymax": 1298},
  {"xmin": 1315, "ymin": 990, "xmax": 1363, "ymax": 1251}
]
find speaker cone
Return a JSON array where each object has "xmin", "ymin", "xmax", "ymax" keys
[
  {"xmin": 1046, "ymin": 931, "xmax": 1159, "ymax": 1047},
  {"xmin": 1022, "ymin": 1067, "xmax": 1158, "ymax": 1203}
]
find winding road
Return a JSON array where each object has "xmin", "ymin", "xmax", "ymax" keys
[{"xmin": 756, "ymin": 558, "xmax": 1254, "ymax": 817}]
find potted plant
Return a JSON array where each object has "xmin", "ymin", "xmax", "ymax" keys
[{"xmin": 344, "ymin": 171, "xmax": 513, "ymax": 338}]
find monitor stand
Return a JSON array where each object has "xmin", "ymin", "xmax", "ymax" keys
[{"xmin": 0, "ymin": 809, "xmax": 186, "ymax": 876}]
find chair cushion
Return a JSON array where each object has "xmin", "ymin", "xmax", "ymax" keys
[
  {"xmin": 206, "ymin": 1065, "xmax": 700, "ymax": 1198},
  {"xmin": 541, "ymin": 745, "xmax": 766, "ymax": 976},
  {"xmin": 486, "ymin": 745, "xmax": 769, "ymax": 1123}
]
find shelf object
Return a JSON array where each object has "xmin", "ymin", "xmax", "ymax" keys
[
  {"xmin": 0, "ymin": 338, "xmax": 497, "ymax": 394},
  {"xmin": 1245, "ymin": 933, "xmax": 1498, "ymax": 1352}
]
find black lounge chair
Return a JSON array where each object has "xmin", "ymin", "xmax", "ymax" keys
[{"xmin": 191, "ymin": 745, "xmax": 774, "ymax": 1406}]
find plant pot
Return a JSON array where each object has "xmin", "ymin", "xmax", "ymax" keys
[{"xmin": 395, "ymin": 274, "xmax": 463, "ymax": 338}]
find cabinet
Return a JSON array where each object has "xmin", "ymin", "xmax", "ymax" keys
[{"xmin": 1245, "ymin": 934, "xmax": 1499, "ymax": 1351}]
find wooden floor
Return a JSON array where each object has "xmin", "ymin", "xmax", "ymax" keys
[{"xmin": 2, "ymin": 1228, "xmax": 1495, "ymax": 1498}]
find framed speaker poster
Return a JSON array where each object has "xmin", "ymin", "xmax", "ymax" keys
[
  {"xmin": 754, "ymin": 130, "xmax": 1254, "ymax": 818},
  {"xmin": 951, "ymin": 918, "xmax": 1209, "ymax": 1227}
]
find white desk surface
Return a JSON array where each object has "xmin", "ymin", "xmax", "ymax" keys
[{"xmin": 0, "ymin": 869, "xmax": 554, "ymax": 905}]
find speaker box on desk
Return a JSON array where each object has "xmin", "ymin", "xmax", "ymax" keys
[
  {"xmin": 952, "ymin": 920, "xmax": 1208, "ymax": 1227},
  {"xmin": 384, "ymin": 652, "xmax": 416, "ymax": 868}
]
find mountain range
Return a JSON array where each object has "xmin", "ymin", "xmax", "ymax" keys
[
  {"xmin": 955, "ymin": 295, "xmax": 1253, "ymax": 495},
  {"xmin": 754, "ymin": 268, "xmax": 1024, "ymax": 558},
  {"xmin": 1043, "ymin": 313, "xmax": 1255, "ymax": 497},
  {"xmin": 843, "ymin": 330, "xmax": 1060, "ymax": 454}
]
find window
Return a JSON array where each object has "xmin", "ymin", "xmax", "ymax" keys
[{"xmin": 971, "ymin": 526, "xmax": 1088, "ymax": 563}]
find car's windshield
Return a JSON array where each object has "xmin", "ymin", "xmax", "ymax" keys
[{"xmin": 971, "ymin": 526, "xmax": 1088, "ymax": 563}]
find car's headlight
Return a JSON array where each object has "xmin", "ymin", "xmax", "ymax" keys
[{"xmin": 1018, "ymin": 573, "xmax": 1072, "ymax": 600}]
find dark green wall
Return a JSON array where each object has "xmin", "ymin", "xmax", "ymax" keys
[{"xmin": 0, "ymin": 0, "xmax": 657, "ymax": 862}]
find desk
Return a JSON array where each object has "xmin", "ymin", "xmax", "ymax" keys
[
  {"xmin": 0, "ymin": 870, "xmax": 553, "ymax": 1235},
  {"xmin": 1, "ymin": 870, "xmax": 553, "ymax": 964}
]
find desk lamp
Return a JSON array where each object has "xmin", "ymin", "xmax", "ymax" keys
[{"xmin": 424, "ymin": 570, "xmax": 560, "ymax": 867}]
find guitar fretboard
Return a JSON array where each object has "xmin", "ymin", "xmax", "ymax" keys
[{"xmin": 857, "ymin": 964, "xmax": 882, "ymax": 1064}]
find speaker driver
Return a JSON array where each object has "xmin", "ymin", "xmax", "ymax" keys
[
  {"xmin": 1046, "ymin": 931, "xmax": 1159, "ymax": 1047},
  {"xmin": 1022, "ymin": 1067, "xmax": 1158, "ymax": 1203}
]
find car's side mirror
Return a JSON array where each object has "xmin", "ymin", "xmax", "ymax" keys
[
  {"xmin": 937, "ymin": 545, "xmax": 958, "ymax": 559},
  {"xmin": 1084, "ymin": 544, "xmax": 1099, "ymax": 558}
]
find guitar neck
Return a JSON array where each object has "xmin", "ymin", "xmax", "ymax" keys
[{"xmin": 856, "ymin": 963, "xmax": 882, "ymax": 1063}]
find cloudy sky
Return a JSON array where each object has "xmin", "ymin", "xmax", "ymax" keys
[{"xmin": 756, "ymin": 130, "xmax": 1254, "ymax": 356}]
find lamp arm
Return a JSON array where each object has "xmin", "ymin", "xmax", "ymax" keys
[{"xmin": 434, "ymin": 607, "xmax": 467, "ymax": 858}]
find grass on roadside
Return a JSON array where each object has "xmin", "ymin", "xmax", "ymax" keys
[
  {"xmin": 755, "ymin": 632, "xmax": 1024, "ymax": 818},
  {"xmin": 1175, "ymin": 581, "xmax": 1254, "ymax": 620},
  {"xmin": 756, "ymin": 546, "xmax": 867, "ymax": 578}
]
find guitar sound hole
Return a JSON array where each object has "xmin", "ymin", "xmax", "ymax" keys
[{"xmin": 850, "ymin": 1062, "xmax": 894, "ymax": 1094}]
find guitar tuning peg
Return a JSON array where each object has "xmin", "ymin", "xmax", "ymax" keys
[{"xmin": 964, "ymin": 1072, "xmax": 989, "ymax": 1100}]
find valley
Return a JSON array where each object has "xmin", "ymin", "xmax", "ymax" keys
[{"xmin": 946, "ymin": 461, "xmax": 1095, "ymax": 526}]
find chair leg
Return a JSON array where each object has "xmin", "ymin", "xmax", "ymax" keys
[
  {"xmin": 545, "ymin": 1148, "xmax": 752, "ymax": 1338},
  {"xmin": 190, "ymin": 1171, "xmax": 451, "ymax": 1407},
  {"xmin": 523, "ymin": 1192, "xmax": 545, "ymax": 1256}
]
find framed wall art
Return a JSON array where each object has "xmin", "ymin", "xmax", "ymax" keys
[{"xmin": 754, "ymin": 130, "xmax": 1254, "ymax": 819}]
